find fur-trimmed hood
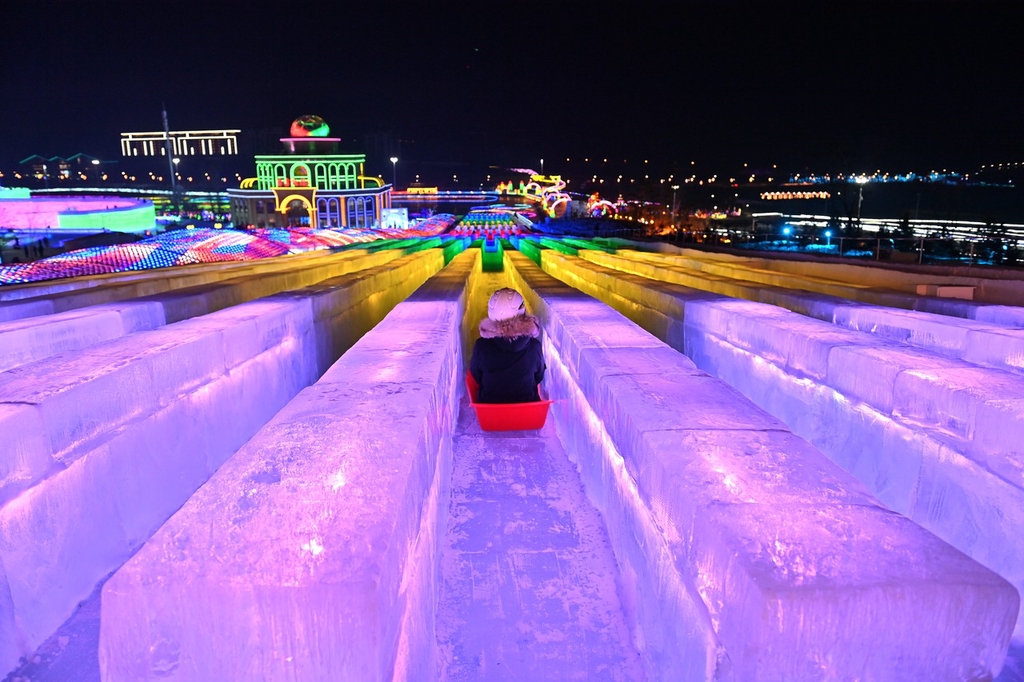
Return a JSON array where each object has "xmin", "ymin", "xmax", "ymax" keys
[{"xmin": 479, "ymin": 313, "xmax": 541, "ymax": 340}]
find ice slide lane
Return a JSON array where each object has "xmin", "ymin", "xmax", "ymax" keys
[
  {"xmin": 436, "ymin": 264, "xmax": 643, "ymax": 680},
  {"xmin": 0, "ymin": 248, "xmax": 411, "ymax": 373},
  {"xmin": 584, "ymin": 243, "xmax": 1024, "ymax": 322},
  {"xmin": 606, "ymin": 238, "xmax": 1024, "ymax": 315},
  {"xmin": 505, "ymin": 250, "xmax": 1017, "ymax": 679},
  {"xmin": 0, "ymin": 244, "xmax": 370, "ymax": 304},
  {"xmin": 92, "ymin": 249, "xmax": 1012, "ymax": 679},
  {"xmin": 97, "ymin": 253, "xmax": 641, "ymax": 681},
  {"xmin": 436, "ymin": 395, "xmax": 644, "ymax": 681},
  {"xmin": 96, "ymin": 245, "xmax": 1015, "ymax": 679},
  {"xmin": 0, "ymin": 248, "xmax": 445, "ymax": 676},
  {"xmin": 0, "ymin": 247, "xmax": 357, "ymax": 323},
  {"xmin": 542, "ymin": 248, "xmax": 1024, "ymax": 640},
  {"xmin": 579, "ymin": 248, "xmax": 1024, "ymax": 375}
]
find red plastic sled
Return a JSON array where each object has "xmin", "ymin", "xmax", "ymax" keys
[{"xmin": 466, "ymin": 372, "xmax": 553, "ymax": 431}]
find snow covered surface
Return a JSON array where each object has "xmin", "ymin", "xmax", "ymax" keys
[
  {"xmin": 97, "ymin": 252, "xmax": 471, "ymax": 681},
  {"xmin": 0, "ymin": 251, "xmax": 443, "ymax": 676},
  {"xmin": 510, "ymin": 251, "xmax": 1019, "ymax": 679}
]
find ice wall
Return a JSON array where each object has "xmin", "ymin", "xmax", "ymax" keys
[
  {"xmin": 545, "ymin": 250, "xmax": 1024, "ymax": 635},
  {"xmin": 0, "ymin": 248, "xmax": 396, "ymax": 322},
  {"xmin": 512, "ymin": 250, "xmax": 1019, "ymax": 679},
  {"xmin": 580, "ymin": 249, "xmax": 1024, "ymax": 374},
  {"xmin": 0, "ymin": 249, "xmax": 407, "ymax": 372},
  {"xmin": 0, "ymin": 250, "xmax": 443, "ymax": 676},
  {"xmin": 831, "ymin": 305, "xmax": 1024, "ymax": 374},
  {"xmin": 609, "ymin": 238, "xmax": 1024, "ymax": 309},
  {"xmin": 682, "ymin": 298, "xmax": 1024, "ymax": 636},
  {"xmin": 582, "ymin": 247, "xmax": 1024, "ymax": 327},
  {"xmin": 98, "ymin": 252, "xmax": 476, "ymax": 681}
]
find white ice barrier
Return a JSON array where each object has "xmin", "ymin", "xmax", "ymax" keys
[
  {"xmin": 98, "ymin": 252, "xmax": 475, "ymax": 681},
  {"xmin": 508, "ymin": 251, "xmax": 1019, "ymax": 679},
  {"xmin": 0, "ymin": 250, "xmax": 443, "ymax": 676},
  {"xmin": 0, "ymin": 249, "xmax": 407, "ymax": 373}
]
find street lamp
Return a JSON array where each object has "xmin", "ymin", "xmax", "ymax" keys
[
  {"xmin": 855, "ymin": 175, "xmax": 869, "ymax": 232},
  {"xmin": 171, "ymin": 158, "xmax": 182, "ymax": 216},
  {"xmin": 390, "ymin": 157, "xmax": 398, "ymax": 189},
  {"xmin": 540, "ymin": 158, "xmax": 544, "ymax": 176}
]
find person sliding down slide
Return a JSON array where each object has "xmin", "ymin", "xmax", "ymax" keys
[{"xmin": 470, "ymin": 288, "xmax": 546, "ymax": 403}]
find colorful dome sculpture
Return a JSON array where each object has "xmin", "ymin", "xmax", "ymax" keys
[{"xmin": 289, "ymin": 115, "xmax": 330, "ymax": 138}]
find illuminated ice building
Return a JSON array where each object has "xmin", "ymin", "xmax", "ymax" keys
[{"xmin": 227, "ymin": 115, "xmax": 392, "ymax": 229}]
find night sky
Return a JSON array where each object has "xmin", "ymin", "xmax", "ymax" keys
[{"xmin": 1, "ymin": 1, "xmax": 1021, "ymax": 176}]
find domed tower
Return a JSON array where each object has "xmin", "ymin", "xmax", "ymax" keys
[{"xmin": 227, "ymin": 115, "xmax": 391, "ymax": 229}]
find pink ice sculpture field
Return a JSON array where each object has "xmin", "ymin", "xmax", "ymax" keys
[{"xmin": 1, "ymin": 237, "xmax": 1022, "ymax": 680}]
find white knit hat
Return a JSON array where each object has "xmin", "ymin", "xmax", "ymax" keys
[{"xmin": 488, "ymin": 288, "xmax": 526, "ymax": 321}]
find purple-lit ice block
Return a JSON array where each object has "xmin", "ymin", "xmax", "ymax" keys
[
  {"xmin": 98, "ymin": 252, "xmax": 475, "ymax": 681},
  {"xmin": 0, "ymin": 251, "xmax": 444, "ymax": 674},
  {"xmin": 508, "ymin": 253, "xmax": 1019, "ymax": 680},
  {"xmin": 683, "ymin": 297, "xmax": 1024, "ymax": 637}
]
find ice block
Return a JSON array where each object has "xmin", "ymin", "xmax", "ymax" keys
[
  {"xmin": 0, "ymin": 251, "xmax": 443, "ymax": 671},
  {"xmin": 98, "ymin": 251, "xmax": 475, "ymax": 681}
]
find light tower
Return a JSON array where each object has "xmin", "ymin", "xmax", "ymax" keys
[{"xmin": 390, "ymin": 157, "xmax": 398, "ymax": 189}]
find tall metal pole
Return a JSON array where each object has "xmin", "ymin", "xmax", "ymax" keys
[{"xmin": 162, "ymin": 104, "xmax": 177, "ymax": 215}]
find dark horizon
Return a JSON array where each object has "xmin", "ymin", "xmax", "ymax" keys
[{"xmin": 2, "ymin": 1, "xmax": 1022, "ymax": 177}]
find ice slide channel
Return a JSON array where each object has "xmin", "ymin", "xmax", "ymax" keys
[
  {"xmin": 0, "ymin": 248, "xmax": 445, "ymax": 676},
  {"xmin": 0, "ymin": 248, "xmax": 412, "ymax": 373},
  {"xmin": 0, "ymin": 247, "xmax": 373, "ymax": 322},
  {"xmin": 593, "ymin": 242, "xmax": 1024, "ymax": 327},
  {"xmin": 605, "ymin": 239, "xmax": 1024, "ymax": 319},
  {"xmin": 579, "ymin": 248, "xmax": 1024, "ymax": 375},
  {"xmin": 541, "ymin": 249, "xmax": 1024, "ymax": 643},
  {"xmin": 101, "ymin": 249, "xmax": 1014, "ymax": 681}
]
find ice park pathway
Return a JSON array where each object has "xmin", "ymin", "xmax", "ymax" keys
[{"xmin": 435, "ymin": 398, "xmax": 645, "ymax": 681}]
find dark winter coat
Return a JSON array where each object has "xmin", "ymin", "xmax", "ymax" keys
[{"xmin": 470, "ymin": 314, "xmax": 546, "ymax": 403}]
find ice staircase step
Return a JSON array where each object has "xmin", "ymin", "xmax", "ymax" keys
[
  {"xmin": 97, "ymin": 251, "xmax": 476, "ymax": 681},
  {"xmin": 0, "ymin": 250, "xmax": 444, "ymax": 676}
]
